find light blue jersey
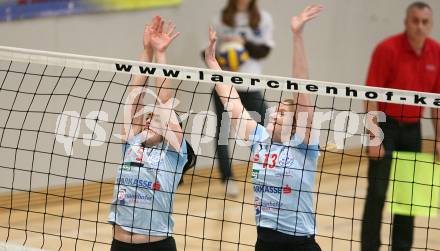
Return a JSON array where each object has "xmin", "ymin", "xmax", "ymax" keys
[
  {"xmin": 250, "ymin": 124, "xmax": 320, "ymax": 236},
  {"xmin": 108, "ymin": 133, "xmax": 188, "ymax": 236}
]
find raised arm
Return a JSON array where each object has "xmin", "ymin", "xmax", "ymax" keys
[
  {"xmin": 290, "ymin": 5, "xmax": 322, "ymax": 144},
  {"xmin": 121, "ymin": 17, "xmax": 161, "ymax": 142},
  {"xmin": 204, "ymin": 27, "xmax": 258, "ymax": 141},
  {"xmin": 143, "ymin": 18, "xmax": 184, "ymax": 151},
  {"xmin": 150, "ymin": 19, "xmax": 180, "ymax": 103}
]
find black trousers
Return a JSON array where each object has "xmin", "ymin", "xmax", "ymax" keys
[
  {"xmin": 255, "ymin": 227, "xmax": 321, "ymax": 251},
  {"xmin": 255, "ymin": 238, "xmax": 321, "ymax": 251},
  {"xmin": 361, "ymin": 117, "xmax": 421, "ymax": 251},
  {"xmin": 213, "ymin": 90, "xmax": 267, "ymax": 181},
  {"xmin": 110, "ymin": 237, "xmax": 176, "ymax": 251}
]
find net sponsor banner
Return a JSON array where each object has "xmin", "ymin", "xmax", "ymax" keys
[
  {"xmin": 0, "ymin": 0, "xmax": 182, "ymax": 22},
  {"xmin": 1, "ymin": 45, "xmax": 439, "ymax": 108}
]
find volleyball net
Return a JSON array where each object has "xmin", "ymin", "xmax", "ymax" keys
[{"xmin": 0, "ymin": 46, "xmax": 439, "ymax": 250}]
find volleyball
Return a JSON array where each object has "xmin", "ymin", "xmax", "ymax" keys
[{"xmin": 217, "ymin": 41, "xmax": 250, "ymax": 72}]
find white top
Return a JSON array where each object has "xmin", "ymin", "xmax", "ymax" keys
[{"xmin": 212, "ymin": 9, "xmax": 275, "ymax": 74}]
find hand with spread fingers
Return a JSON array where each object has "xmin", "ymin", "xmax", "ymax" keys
[
  {"xmin": 143, "ymin": 16, "xmax": 161, "ymax": 53},
  {"xmin": 291, "ymin": 4, "xmax": 323, "ymax": 35},
  {"xmin": 204, "ymin": 26, "xmax": 221, "ymax": 70},
  {"xmin": 150, "ymin": 19, "xmax": 181, "ymax": 53}
]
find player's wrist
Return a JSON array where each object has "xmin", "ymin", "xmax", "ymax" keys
[
  {"xmin": 207, "ymin": 61, "xmax": 221, "ymax": 70},
  {"xmin": 140, "ymin": 49, "xmax": 152, "ymax": 62},
  {"xmin": 143, "ymin": 45, "xmax": 153, "ymax": 54},
  {"xmin": 155, "ymin": 51, "xmax": 167, "ymax": 62},
  {"xmin": 293, "ymin": 32, "xmax": 304, "ymax": 40},
  {"xmin": 144, "ymin": 42, "xmax": 153, "ymax": 52}
]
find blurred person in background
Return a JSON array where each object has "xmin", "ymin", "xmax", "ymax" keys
[
  {"xmin": 362, "ymin": 2, "xmax": 440, "ymax": 251},
  {"xmin": 209, "ymin": 0, "xmax": 275, "ymax": 197}
]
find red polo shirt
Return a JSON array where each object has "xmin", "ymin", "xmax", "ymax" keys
[{"xmin": 366, "ymin": 33, "xmax": 440, "ymax": 123}]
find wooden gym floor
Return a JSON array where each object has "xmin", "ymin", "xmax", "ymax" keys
[{"xmin": 1, "ymin": 154, "xmax": 439, "ymax": 251}]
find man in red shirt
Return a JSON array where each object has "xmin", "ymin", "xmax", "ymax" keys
[{"xmin": 362, "ymin": 2, "xmax": 440, "ymax": 251}]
